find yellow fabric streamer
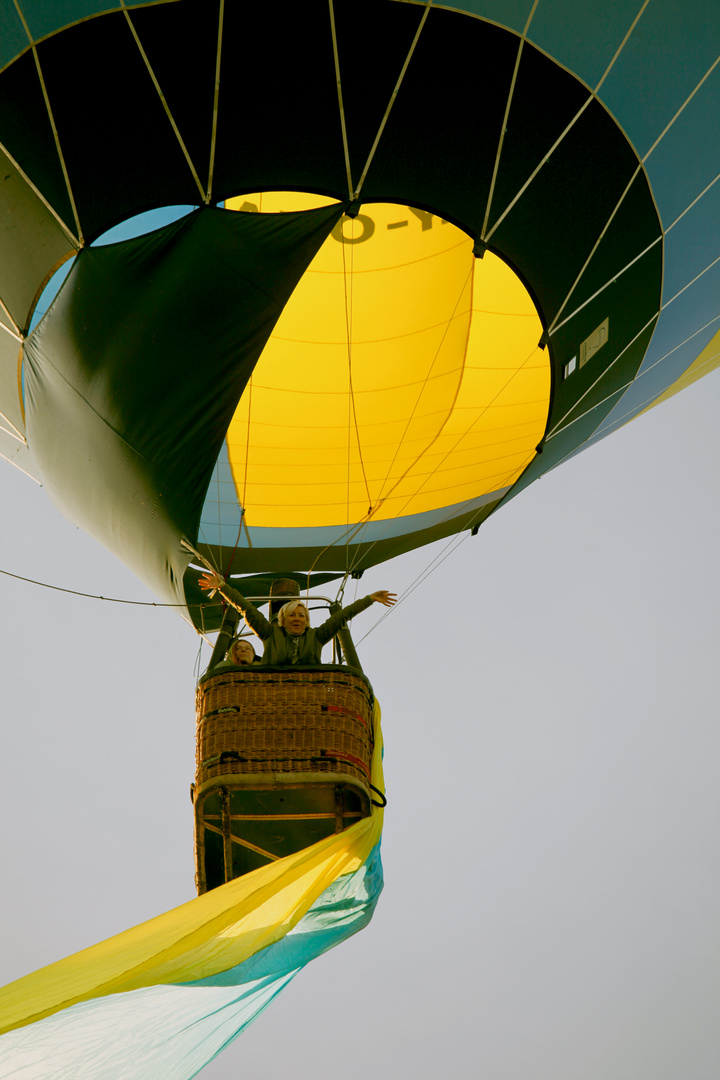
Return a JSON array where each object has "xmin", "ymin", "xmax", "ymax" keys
[{"xmin": 0, "ymin": 705, "xmax": 384, "ymax": 1036}]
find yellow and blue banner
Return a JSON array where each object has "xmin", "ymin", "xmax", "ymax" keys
[{"xmin": 0, "ymin": 711, "xmax": 384, "ymax": 1079}]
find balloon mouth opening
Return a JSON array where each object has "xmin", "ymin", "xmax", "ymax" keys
[{"xmin": 198, "ymin": 192, "xmax": 551, "ymax": 539}]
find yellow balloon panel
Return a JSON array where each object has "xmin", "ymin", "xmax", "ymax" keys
[{"xmin": 225, "ymin": 195, "xmax": 549, "ymax": 528}]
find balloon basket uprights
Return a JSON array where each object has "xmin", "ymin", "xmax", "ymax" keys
[{"xmin": 193, "ymin": 667, "xmax": 375, "ymax": 893}]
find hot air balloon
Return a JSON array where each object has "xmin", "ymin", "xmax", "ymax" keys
[{"xmin": 1, "ymin": 1, "xmax": 719, "ymax": 1077}]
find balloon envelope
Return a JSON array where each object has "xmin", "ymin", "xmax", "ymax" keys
[
  {"xmin": 1, "ymin": 7, "xmax": 720, "ymax": 1073},
  {"xmin": 1, "ymin": 1, "xmax": 719, "ymax": 623}
]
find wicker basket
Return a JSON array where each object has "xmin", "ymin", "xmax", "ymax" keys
[
  {"xmin": 193, "ymin": 667, "xmax": 375, "ymax": 893},
  {"xmin": 195, "ymin": 667, "xmax": 374, "ymax": 790}
]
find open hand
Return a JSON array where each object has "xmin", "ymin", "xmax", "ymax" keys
[
  {"xmin": 199, "ymin": 570, "xmax": 224, "ymax": 592},
  {"xmin": 370, "ymin": 590, "xmax": 397, "ymax": 607}
]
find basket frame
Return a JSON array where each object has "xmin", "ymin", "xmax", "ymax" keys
[{"xmin": 193, "ymin": 667, "xmax": 375, "ymax": 892}]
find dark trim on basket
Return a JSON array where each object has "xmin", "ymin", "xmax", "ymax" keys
[
  {"xmin": 369, "ymin": 783, "xmax": 387, "ymax": 808},
  {"xmin": 202, "ymin": 749, "xmax": 371, "ymax": 781}
]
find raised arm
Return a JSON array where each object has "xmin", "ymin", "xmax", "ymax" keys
[
  {"xmin": 198, "ymin": 571, "xmax": 272, "ymax": 640},
  {"xmin": 368, "ymin": 591, "xmax": 397, "ymax": 607},
  {"xmin": 315, "ymin": 591, "xmax": 397, "ymax": 646}
]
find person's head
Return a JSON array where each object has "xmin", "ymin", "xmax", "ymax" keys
[
  {"xmin": 278, "ymin": 600, "xmax": 310, "ymax": 636},
  {"xmin": 229, "ymin": 638, "xmax": 256, "ymax": 665},
  {"xmin": 269, "ymin": 577, "xmax": 300, "ymax": 618}
]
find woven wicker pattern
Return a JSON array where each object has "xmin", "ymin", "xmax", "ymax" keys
[{"xmin": 196, "ymin": 669, "xmax": 374, "ymax": 790}]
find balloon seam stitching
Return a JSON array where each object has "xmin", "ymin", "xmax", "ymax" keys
[
  {"xmin": 18, "ymin": 24, "xmax": 85, "ymax": 243},
  {"xmin": 353, "ymin": 2, "xmax": 432, "ymax": 201},
  {"xmin": 206, "ymin": 0, "xmax": 225, "ymax": 204},
  {"xmin": 120, "ymin": 0, "xmax": 207, "ymax": 203},
  {"xmin": 545, "ymin": 313, "xmax": 658, "ymax": 440},
  {"xmin": 0, "ymin": 140, "xmax": 80, "ymax": 251},
  {"xmin": 547, "ymin": 163, "xmax": 644, "ymax": 336},
  {"xmin": 328, "ymin": 0, "xmax": 354, "ymax": 201}
]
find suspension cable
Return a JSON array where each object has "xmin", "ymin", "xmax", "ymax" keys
[{"xmin": 0, "ymin": 565, "xmax": 207, "ymax": 607}]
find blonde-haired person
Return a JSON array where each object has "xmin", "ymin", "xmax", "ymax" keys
[{"xmin": 198, "ymin": 572, "xmax": 396, "ymax": 666}]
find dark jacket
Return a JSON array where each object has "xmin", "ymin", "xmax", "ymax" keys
[{"xmin": 220, "ymin": 585, "xmax": 372, "ymax": 666}]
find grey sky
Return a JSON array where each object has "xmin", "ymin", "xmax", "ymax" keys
[{"xmin": 1, "ymin": 372, "xmax": 719, "ymax": 1079}]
